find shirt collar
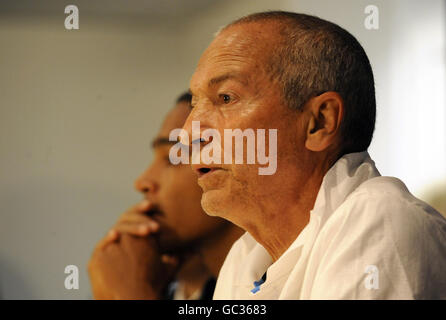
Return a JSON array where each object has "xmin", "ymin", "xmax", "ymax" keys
[
  {"xmin": 272, "ymin": 151, "xmax": 381, "ymax": 269},
  {"xmin": 310, "ymin": 151, "xmax": 380, "ymax": 223},
  {"xmin": 236, "ymin": 151, "xmax": 381, "ymax": 285}
]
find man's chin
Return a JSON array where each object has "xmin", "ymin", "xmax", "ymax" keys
[
  {"xmin": 153, "ymin": 231, "xmax": 183, "ymax": 254},
  {"xmin": 157, "ymin": 235, "xmax": 202, "ymax": 259},
  {"xmin": 201, "ymin": 189, "xmax": 230, "ymax": 218}
]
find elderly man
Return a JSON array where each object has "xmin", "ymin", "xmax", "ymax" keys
[
  {"xmin": 183, "ymin": 11, "xmax": 446, "ymax": 299},
  {"xmin": 88, "ymin": 93, "xmax": 242, "ymax": 299}
]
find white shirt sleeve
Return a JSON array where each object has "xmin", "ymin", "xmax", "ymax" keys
[{"xmin": 307, "ymin": 189, "xmax": 446, "ymax": 299}]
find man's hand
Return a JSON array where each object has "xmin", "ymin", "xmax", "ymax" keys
[
  {"xmin": 98, "ymin": 200, "xmax": 161, "ymax": 250},
  {"xmin": 88, "ymin": 201, "xmax": 178, "ymax": 300}
]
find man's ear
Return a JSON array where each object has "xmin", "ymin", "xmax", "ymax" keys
[{"xmin": 305, "ymin": 92, "xmax": 344, "ymax": 152}]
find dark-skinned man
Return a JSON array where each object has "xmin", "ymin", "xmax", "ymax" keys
[{"xmin": 88, "ymin": 92, "xmax": 243, "ymax": 299}]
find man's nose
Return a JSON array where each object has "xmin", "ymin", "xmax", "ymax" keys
[
  {"xmin": 182, "ymin": 111, "xmax": 196, "ymax": 146},
  {"xmin": 134, "ymin": 173, "xmax": 158, "ymax": 195},
  {"xmin": 182, "ymin": 103, "xmax": 213, "ymax": 147}
]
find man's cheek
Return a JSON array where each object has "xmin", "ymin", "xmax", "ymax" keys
[{"xmin": 231, "ymin": 165, "xmax": 257, "ymax": 188}]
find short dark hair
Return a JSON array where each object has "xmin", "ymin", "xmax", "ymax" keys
[
  {"xmin": 176, "ymin": 91, "xmax": 192, "ymax": 104},
  {"xmin": 225, "ymin": 11, "xmax": 376, "ymax": 155}
]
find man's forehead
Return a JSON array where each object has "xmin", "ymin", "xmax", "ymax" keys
[
  {"xmin": 190, "ymin": 27, "xmax": 272, "ymax": 91},
  {"xmin": 200, "ymin": 27, "xmax": 262, "ymax": 65},
  {"xmin": 213, "ymin": 23, "xmax": 272, "ymax": 49}
]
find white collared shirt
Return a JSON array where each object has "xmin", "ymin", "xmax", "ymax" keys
[{"xmin": 213, "ymin": 152, "xmax": 446, "ymax": 299}]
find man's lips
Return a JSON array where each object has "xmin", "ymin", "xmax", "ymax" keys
[
  {"xmin": 142, "ymin": 203, "xmax": 163, "ymax": 218},
  {"xmin": 191, "ymin": 164, "xmax": 225, "ymax": 178},
  {"xmin": 144, "ymin": 205, "xmax": 165, "ymax": 229}
]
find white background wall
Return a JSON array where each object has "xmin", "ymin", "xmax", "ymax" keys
[{"xmin": 0, "ymin": 0, "xmax": 445, "ymax": 299}]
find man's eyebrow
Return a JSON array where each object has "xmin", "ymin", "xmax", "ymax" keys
[
  {"xmin": 188, "ymin": 73, "xmax": 248, "ymax": 98},
  {"xmin": 151, "ymin": 137, "xmax": 176, "ymax": 148},
  {"xmin": 208, "ymin": 73, "xmax": 248, "ymax": 87}
]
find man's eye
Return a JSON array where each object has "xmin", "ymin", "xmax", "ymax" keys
[{"xmin": 219, "ymin": 94, "xmax": 232, "ymax": 104}]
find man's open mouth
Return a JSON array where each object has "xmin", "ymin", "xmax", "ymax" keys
[
  {"xmin": 145, "ymin": 206, "xmax": 163, "ymax": 218},
  {"xmin": 194, "ymin": 166, "xmax": 223, "ymax": 178}
]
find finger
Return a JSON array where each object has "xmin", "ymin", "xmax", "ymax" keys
[
  {"xmin": 117, "ymin": 201, "xmax": 156, "ymax": 223},
  {"xmin": 97, "ymin": 229, "xmax": 119, "ymax": 250},
  {"xmin": 106, "ymin": 229, "xmax": 119, "ymax": 241},
  {"xmin": 137, "ymin": 199, "xmax": 152, "ymax": 212},
  {"xmin": 118, "ymin": 213, "xmax": 160, "ymax": 228},
  {"xmin": 112, "ymin": 221, "xmax": 159, "ymax": 236}
]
